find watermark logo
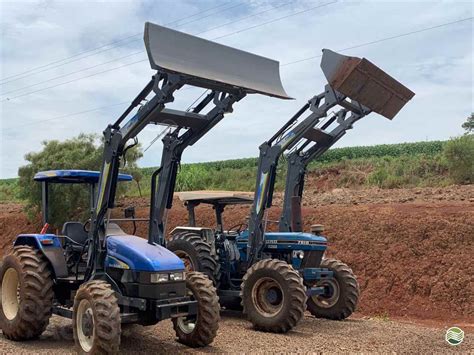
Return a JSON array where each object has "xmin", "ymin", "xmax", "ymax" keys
[{"xmin": 445, "ymin": 327, "xmax": 464, "ymax": 346}]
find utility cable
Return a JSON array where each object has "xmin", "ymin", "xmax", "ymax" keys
[
  {"xmin": 2, "ymin": 16, "xmax": 470, "ymax": 130},
  {"xmin": 0, "ymin": 1, "xmax": 234, "ymax": 83},
  {"xmin": 1, "ymin": 1, "xmax": 336, "ymax": 101},
  {"xmin": 1, "ymin": 1, "xmax": 302, "ymax": 96},
  {"xmin": 282, "ymin": 16, "xmax": 473, "ymax": 66}
]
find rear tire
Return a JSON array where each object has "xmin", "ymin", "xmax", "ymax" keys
[
  {"xmin": 0, "ymin": 246, "xmax": 53, "ymax": 340},
  {"xmin": 73, "ymin": 280, "xmax": 121, "ymax": 354},
  {"xmin": 240, "ymin": 259, "xmax": 306, "ymax": 333},
  {"xmin": 172, "ymin": 272, "xmax": 219, "ymax": 347},
  {"xmin": 307, "ymin": 258, "xmax": 359, "ymax": 320},
  {"xmin": 167, "ymin": 232, "xmax": 218, "ymax": 284}
]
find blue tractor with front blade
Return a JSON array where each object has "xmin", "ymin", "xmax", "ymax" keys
[
  {"xmin": 168, "ymin": 49, "xmax": 415, "ymax": 333},
  {"xmin": 0, "ymin": 23, "xmax": 290, "ymax": 353}
]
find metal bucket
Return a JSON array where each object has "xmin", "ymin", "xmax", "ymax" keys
[
  {"xmin": 320, "ymin": 49, "xmax": 414, "ymax": 119},
  {"xmin": 144, "ymin": 22, "xmax": 291, "ymax": 99}
]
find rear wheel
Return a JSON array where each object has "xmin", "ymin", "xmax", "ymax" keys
[
  {"xmin": 172, "ymin": 272, "xmax": 219, "ymax": 347},
  {"xmin": 240, "ymin": 259, "xmax": 306, "ymax": 333},
  {"xmin": 73, "ymin": 280, "xmax": 121, "ymax": 354},
  {"xmin": 0, "ymin": 246, "xmax": 53, "ymax": 340},
  {"xmin": 307, "ymin": 258, "xmax": 359, "ymax": 320},
  {"xmin": 167, "ymin": 232, "xmax": 218, "ymax": 284}
]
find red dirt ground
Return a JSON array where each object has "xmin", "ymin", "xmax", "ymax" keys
[{"xmin": 1, "ymin": 184, "xmax": 473, "ymax": 326}]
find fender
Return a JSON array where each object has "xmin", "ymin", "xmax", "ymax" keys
[{"xmin": 14, "ymin": 234, "xmax": 68, "ymax": 278}]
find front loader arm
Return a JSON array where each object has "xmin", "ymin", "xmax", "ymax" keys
[
  {"xmin": 88, "ymin": 74, "xmax": 182, "ymax": 278},
  {"xmin": 278, "ymin": 109, "xmax": 368, "ymax": 232},
  {"xmin": 247, "ymin": 88, "xmax": 346, "ymax": 266},
  {"xmin": 148, "ymin": 90, "xmax": 246, "ymax": 246}
]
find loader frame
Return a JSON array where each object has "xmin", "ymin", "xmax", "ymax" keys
[{"xmin": 247, "ymin": 86, "xmax": 370, "ymax": 265}]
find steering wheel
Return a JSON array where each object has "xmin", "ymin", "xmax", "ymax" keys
[{"xmin": 227, "ymin": 223, "xmax": 247, "ymax": 234}]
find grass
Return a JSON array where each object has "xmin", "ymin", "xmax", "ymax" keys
[{"xmin": 0, "ymin": 140, "xmax": 464, "ymax": 202}]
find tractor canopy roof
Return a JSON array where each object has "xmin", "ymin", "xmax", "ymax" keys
[
  {"xmin": 176, "ymin": 190, "xmax": 253, "ymax": 206},
  {"xmin": 33, "ymin": 170, "xmax": 133, "ymax": 184}
]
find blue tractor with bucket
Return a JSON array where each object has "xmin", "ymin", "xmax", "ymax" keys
[
  {"xmin": 168, "ymin": 49, "xmax": 415, "ymax": 333},
  {"xmin": 0, "ymin": 23, "xmax": 290, "ymax": 353}
]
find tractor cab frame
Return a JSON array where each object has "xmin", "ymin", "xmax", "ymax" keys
[{"xmin": 34, "ymin": 169, "xmax": 132, "ymax": 226}]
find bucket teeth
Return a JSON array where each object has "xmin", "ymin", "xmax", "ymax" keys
[{"xmin": 320, "ymin": 49, "xmax": 415, "ymax": 119}]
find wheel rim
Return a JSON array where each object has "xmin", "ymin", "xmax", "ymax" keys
[
  {"xmin": 1, "ymin": 268, "xmax": 20, "ymax": 320},
  {"xmin": 176, "ymin": 316, "xmax": 196, "ymax": 334},
  {"xmin": 176, "ymin": 284, "xmax": 197, "ymax": 334},
  {"xmin": 76, "ymin": 299, "xmax": 95, "ymax": 352},
  {"xmin": 312, "ymin": 278, "xmax": 340, "ymax": 308},
  {"xmin": 251, "ymin": 277, "xmax": 284, "ymax": 317},
  {"xmin": 175, "ymin": 250, "xmax": 194, "ymax": 272}
]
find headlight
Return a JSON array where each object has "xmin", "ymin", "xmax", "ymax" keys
[
  {"xmin": 169, "ymin": 272, "xmax": 184, "ymax": 281},
  {"xmin": 150, "ymin": 273, "xmax": 170, "ymax": 283},
  {"xmin": 150, "ymin": 272, "xmax": 185, "ymax": 283},
  {"xmin": 293, "ymin": 250, "xmax": 305, "ymax": 259}
]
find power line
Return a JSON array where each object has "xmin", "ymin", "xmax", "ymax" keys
[
  {"xmin": 0, "ymin": 1, "xmax": 233, "ymax": 83},
  {"xmin": 0, "ymin": 37, "xmax": 142, "ymax": 86},
  {"xmin": 2, "ymin": 1, "xmax": 337, "ymax": 102},
  {"xmin": 3, "ymin": 15, "xmax": 471, "ymax": 130},
  {"xmin": 2, "ymin": 101, "xmax": 129, "ymax": 131},
  {"xmin": 1, "ymin": 51, "xmax": 143, "ymax": 96},
  {"xmin": 3, "ymin": 2, "xmax": 294, "ymax": 97},
  {"xmin": 282, "ymin": 16, "xmax": 473, "ymax": 66},
  {"xmin": 212, "ymin": 1, "xmax": 337, "ymax": 40},
  {"xmin": 1, "ymin": 59, "xmax": 146, "ymax": 102},
  {"xmin": 196, "ymin": 1, "xmax": 293, "ymax": 36},
  {"xmin": 1, "ymin": 3, "xmax": 242, "ymax": 86}
]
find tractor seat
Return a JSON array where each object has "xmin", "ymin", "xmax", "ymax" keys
[{"xmin": 62, "ymin": 222, "xmax": 88, "ymax": 248}]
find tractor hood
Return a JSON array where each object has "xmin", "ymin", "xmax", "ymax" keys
[
  {"xmin": 107, "ymin": 235, "xmax": 184, "ymax": 272},
  {"xmin": 237, "ymin": 230, "xmax": 327, "ymax": 249}
]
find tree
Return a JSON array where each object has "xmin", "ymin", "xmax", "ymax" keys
[
  {"xmin": 462, "ymin": 113, "xmax": 474, "ymax": 133},
  {"xmin": 18, "ymin": 134, "xmax": 142, "ymax": 227},
  {"xmin": 443, "ymin": 134, "xmax": 474, "ymax": 184}
]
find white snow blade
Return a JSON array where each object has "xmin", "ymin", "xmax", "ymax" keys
[{"xmin": 144, "ymin": 22, "xmax": 291, "ymax": 99}]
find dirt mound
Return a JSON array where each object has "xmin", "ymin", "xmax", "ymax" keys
[
  {"xmin": 1, "ymin": 186, "xmax": 473, "ymax": 324},
  {"xmin": 0, "ymin": 203, "xmax": 41, "ymax": 254}
]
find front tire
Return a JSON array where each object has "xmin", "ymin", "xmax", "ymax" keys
[
  {"xmin": 167, "ymin": 232, "xmax": 218, "ymax": 284},
  {"xmin": 0, "ymin": 246, "xmax": 54, "ymax": 340},
  {"xmin": 172, "ymin": 272, "xmax": 219, "ymax": 347},
  {"xmin": 307, "ymin": 258, "xmax": 359, "ymax": 320},
  {"xmin": 73, "ymin": 280, "xmax": 121, "ymax": 354},
  {"xmin": 240, "ymin": 259, "xmax": 306, "ymax": 333}
]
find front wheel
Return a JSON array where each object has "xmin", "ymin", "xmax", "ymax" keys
[
  {"xmin": 172, "ymin": 272, "xmax": 219, "ymax": 347},
  {"xmin": 240, "ymin": 259, "xmax": 306, "ymax": 333},
  {"xmin": 307, "ymin": 258, "xmax": 359, "ymax": 320},
  {"xmin": 73, "ymin": 280, "xmax": 121, "ymax": 354},
  {"xmin": 0, "ymin": 246, "xmax": 54, "ymax": 340}
]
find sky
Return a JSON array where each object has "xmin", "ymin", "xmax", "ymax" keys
[{"xmin": 0, "ymin": 0, "xmax": 472, "ymax": 178}]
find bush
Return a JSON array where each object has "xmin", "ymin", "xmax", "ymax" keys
[
  {"xmin": 443, "ymin": 135, "xmax": 474, "ymax": 184},
  {"xmin": 18, "ymin": 134, "xmax": 142, "ymax": 227}
]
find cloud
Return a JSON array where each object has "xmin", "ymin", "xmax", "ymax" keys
[{"xmin": 0, "ymin": 0, "xmax": 472, "ymax": 178}]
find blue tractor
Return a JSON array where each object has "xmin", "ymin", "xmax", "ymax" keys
[
  {"xmin": 168, "ymin": 49, "xmax": 415, "ymax": 333},
  {"xmin": 0, "ymin": 23, "xmax": 290, "ymax": 353}
]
